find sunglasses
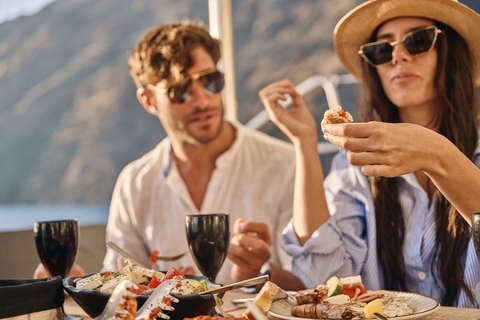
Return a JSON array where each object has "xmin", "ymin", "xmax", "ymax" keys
[
  {"xmin": 148, "ymin": 69, "xmax": 225, "ymax": 104},
  {"xmin": 358, "ymin": 26, "xmax": 442, "ymax": 67}
]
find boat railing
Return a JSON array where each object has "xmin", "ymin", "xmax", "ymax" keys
[{"xmin": 245, "ymin": 73, "xmax": 358, "ymax": 155}]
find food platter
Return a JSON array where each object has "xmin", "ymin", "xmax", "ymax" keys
[
  {"xmin": 63, "ymin": 273, "xmax": 218, "ymax": 319},
  {"xmin": 268, "ymin": 291, "xmax": 440, "ymax": 320}
]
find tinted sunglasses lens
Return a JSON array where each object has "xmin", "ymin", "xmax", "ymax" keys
[
  {"xmin": 404, "ymin": 28, "xmax": 437, "ymax": 55},
  {"xmin": 168, "ymin": 71, "xmax": 224, "ymax": 103},
  {"xmin": 362, "ymin": 42, "xmax": 393, "ymax": 66},
  {"xmin": 169, "ymin": 81, "xmax": 191, "ymax": 104},
  {"xmin": 200, "ymin": 71, "xmax": 225, "ymax": 94}
]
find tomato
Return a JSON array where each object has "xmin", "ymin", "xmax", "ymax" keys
[
  {"xmin": 340, "ymin": 287, "xmax": 355, "ymax": 298},
  {"xmin": 137, "ymin": 283, "xmax": 150, "ymax": 293},
  {"xmin": 359, "ymin": 284, "xmax": 367, "ymax": 294},
  {"xmin": 340, "ymin": 284, "xmax": 367, "ymax": 298},
  {"xmin": 104, "ymin": 271, "xmax": 112, "ymax": 279},
  {"xmin": 149, "ymin": 275, "xmax": 162, "ymax": 288},
  {"xmin": 158, "ymin": 267, "xmax": 187, "ymax": 285},
  {"xmin": 149, "ymin": 249, "xmax": 160, "ymax": 265},
  {"xmin": 156, "ymin": 267, "xmax": 187, "ymax": 285},
  {"xmin": 339, "ymin": 111, "xmax": 346, "ymax": 117},
  {"xmin": 163, "ymin": 267, "xmax": 187, "ymax": 280}
]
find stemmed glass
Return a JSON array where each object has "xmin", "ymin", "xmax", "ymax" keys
[
  {"xmin": 473, "ymin": 213, "xmax": 480, "ymax": 262},
  {"xmin": 185, "ymin": 213, "xmax": 229, "ymax": 282},
  {"xmin": 34, "ymin": 219, "xmax": 80, "ymax": 279}
]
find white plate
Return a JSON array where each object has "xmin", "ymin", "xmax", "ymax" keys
[{"xmin": 268, "ymin": 291, "xmax": 440, "ymax": 320}]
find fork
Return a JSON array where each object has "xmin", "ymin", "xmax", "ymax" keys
[
  {"xmin": 273, "ymin": 286, "xmax": 297, "ymax": 303},
  {"xmin": 151, "ymin": 251, "xmax": 188, "ymax": 261},
  {"xmin": 373, "ymin": 313, "xmax": 388, "ymax": 320},
  {"xmin": 106, "ymin": 241, "xmax": 147, "ymax": 268},
  {"xmin": 106, "ymin": 241, "xmax": 188, "ymax": 265},
  {"xmin": 231, "ymin": 284, "xmax": 296, "ymax": 305}
]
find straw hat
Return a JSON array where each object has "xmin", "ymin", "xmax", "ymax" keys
[{"xmin": 334, "ymin": 0, "xmax": 480, "ymax": 85}]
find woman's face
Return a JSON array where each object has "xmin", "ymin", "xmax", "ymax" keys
[{"xmin": 375, "ymin": 17, "xmax": 437, "ymax": 115}]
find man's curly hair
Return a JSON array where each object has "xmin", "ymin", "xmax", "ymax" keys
[{"xmin": 128, "ymin": 20, "xmax": 221, "ymax": 89}]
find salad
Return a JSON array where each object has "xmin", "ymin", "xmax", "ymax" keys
[{"xmin": 75, "ymin": 259, "xmax": 208, "ymax": 296}]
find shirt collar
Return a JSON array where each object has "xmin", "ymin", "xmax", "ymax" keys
[{"xmin": 161, "ymin": 118, "xmax": 242, "ymax": 178}]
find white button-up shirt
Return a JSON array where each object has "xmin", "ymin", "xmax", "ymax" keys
[{"xmin": 103, "ymin": 120, "xmax": 295, "ymax": 285}]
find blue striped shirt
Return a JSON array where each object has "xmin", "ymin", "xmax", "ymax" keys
[{"xmin": 282, "ymin": 147, "xmax": 480, "ymax": 308}]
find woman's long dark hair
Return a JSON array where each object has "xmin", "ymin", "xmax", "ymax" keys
[{"xmin": 358, "ymin": 22, "xmax": 479, "ymax": 306}]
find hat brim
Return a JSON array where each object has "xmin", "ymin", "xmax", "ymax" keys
[{"xmin": 334, "ymin": 0, "xmax": 480, "ymax": 85}]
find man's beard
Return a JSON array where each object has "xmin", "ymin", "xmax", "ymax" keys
[{"xmin": 169, "ymin": 107, "xmax": 224, "ymax": 145}]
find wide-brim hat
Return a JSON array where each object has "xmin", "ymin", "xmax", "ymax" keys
[{"xmin": 334, "ymin": 0, "xmax": 480, "ymax": 85}]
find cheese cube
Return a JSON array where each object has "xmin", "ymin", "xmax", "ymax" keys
[
  {"xmin": 76, "ymin": 273, "xmax": 103, "ymax": 290},
  {"xmin": 340, "ymin": 275, "xmax": 362, "ymax": 288},
  {"xmin": 100, "ymin": 274, "xmax": 131, "ymax": 294}
]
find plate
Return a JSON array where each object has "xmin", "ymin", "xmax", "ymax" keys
[{"xmin": 268, "ymin": 291, "xmax": 440, "ymax": 320}]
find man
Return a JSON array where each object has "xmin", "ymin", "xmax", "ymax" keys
[{"xmin": 101, "ymin": 20, "xmax": 298, "ymax": 286}]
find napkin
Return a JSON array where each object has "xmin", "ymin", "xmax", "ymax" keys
[{"xmin": 0, "ymin": 276, "xmax": 64, "ymax": 319}]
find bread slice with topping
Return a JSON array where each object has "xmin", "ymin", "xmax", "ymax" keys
[
  {"xmin": 321, "ymin": 105, "xmax": 353, "ymax": 128},
  {"xmin": 241, "ymin": 281, "xmax": 279, "ymax": 319}
]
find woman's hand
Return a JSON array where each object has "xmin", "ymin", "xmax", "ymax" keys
[
  {"xmin": 323, "ymin": 120, "xmax": 480, "ymax": 225},
  {"xmin": 322, "ymin": 121, "xmax": 440, "ymax": 177},
  {"xmin": 259, "ymin": 79, "xmax": 317, "ymax": 145}
]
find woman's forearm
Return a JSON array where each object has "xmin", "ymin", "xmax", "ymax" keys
[
  {"xmin": 292, "ymin": 135, "xmax": 331, "ymax": 245},
  {"xmin": 424, "ymin": 135, "xmax": 480, "ymax": 225}
]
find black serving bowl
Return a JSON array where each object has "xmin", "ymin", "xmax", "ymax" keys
[{"xmin": 63, "ymin": 273, "xmax": 221, "ymax": 319}]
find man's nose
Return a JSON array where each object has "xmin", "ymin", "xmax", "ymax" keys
[{"xmin": 189, "ymin": 81, "xmax": 209, "ymax": 107}]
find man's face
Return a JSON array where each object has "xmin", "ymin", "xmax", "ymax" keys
[{"xmin": 153, "ymin": 46, "xmax": 224, "ymax": 145}]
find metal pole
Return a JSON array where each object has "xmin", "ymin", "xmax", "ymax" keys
[{"xmin": 208, "ymin": 0, "xmax": 237, "ymax": 120}]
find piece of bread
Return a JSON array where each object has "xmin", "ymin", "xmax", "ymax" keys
[
  {"xmin": 241, "ymin": 281, "xmax": 279, "ymax": 319},
  {"xmin": 320, "ymin": 105, "xmax": 353, "ymax": 128}
]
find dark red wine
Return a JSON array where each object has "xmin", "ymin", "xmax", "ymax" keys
[
  {"xmin": 34, "ymin": 220, "xmax": 79, "ymax": 278},
  {"xmin": 185, "ymin": 214, "xmax": 229, "ymax": 282},
  {"xmin": 474, "ymin": 213, "xmax": 480, "ymax": 262}
]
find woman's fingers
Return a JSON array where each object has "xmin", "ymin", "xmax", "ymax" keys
[
  {"xmin": 323, "ymin": 122, "xmax": 402, "ymax": 152},
  {"xmin": 360, "ymin": 164, "xmax": 396, "ymax": 177},
  {"xmin": 323, "ymin": 122, "xmax": 429, "ymax": 177}
]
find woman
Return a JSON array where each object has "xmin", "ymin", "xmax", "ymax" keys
[{"xmin": 260, "ymin": 0, "xmax": 480, "ymax": 307}]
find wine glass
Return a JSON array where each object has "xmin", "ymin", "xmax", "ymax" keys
[
  {"xmin": 473, "ymin": 213, "xmax": 480, "ymax": 262},
  {"xmin": 185, "ymin": 213, "xmax": 229, "ymax": 282},
  {"xmin": 34, "ymin": 219, "xmax": 80, "ymax": 278}
]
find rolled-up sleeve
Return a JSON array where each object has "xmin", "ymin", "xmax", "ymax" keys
[{"xmin": 282, "ymin": 152, "xmax": 374, "ymax": 288}]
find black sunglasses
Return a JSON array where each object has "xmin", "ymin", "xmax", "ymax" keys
[
  {"xmin": 148, "ymin": 69, "xmax": 225, "ymax": 104},
  {"xmin": 358, "ymin": 26, "xmax": 442, "ymax": 67}
]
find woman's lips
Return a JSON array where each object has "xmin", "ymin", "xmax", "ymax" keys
[{"xmin": 392, "ymin": 72, "xmax": 419, "ymax": 84}]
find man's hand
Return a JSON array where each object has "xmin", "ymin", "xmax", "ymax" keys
[
  {"xmin": 227, "ymin": 218, "xmax": 272, "ymax": 282},
  {"xmin": 33, "ymin": 262, "xmax": 87, "ymax": 279},
  {"xmin": 178, "ymin": 266, "xmax": 196, "ymax": 276}
]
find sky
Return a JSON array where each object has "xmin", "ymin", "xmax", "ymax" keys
[{"xmin": 0, "ymin": 0, "xmax": 55, "ymax": 24}]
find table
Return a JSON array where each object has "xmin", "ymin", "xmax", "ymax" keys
[{"xmin": 64, "ymin": 291, "xmax": 480, "ymax": 320}]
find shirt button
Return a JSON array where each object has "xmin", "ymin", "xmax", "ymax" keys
[{"xmin": 418, "ymin": 272, "xmax": 427, "ymax": 280}]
